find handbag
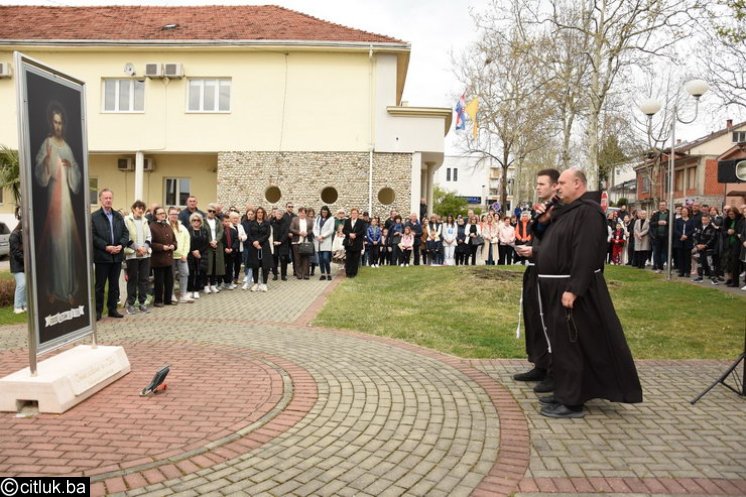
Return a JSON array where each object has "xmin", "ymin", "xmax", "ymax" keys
[
  {"xmin": 298, "ymin": 238, "xmax": 314, "ymax": 255},
  {"xmin": 472, "ymin": 235, "xmax": 484, "ymax": 246}
]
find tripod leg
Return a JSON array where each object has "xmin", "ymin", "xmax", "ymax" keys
[{"xmin": 690, "ymin": 354, "xmax": 745, "ymax": 405}]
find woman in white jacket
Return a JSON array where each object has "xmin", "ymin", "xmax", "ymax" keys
[
  {"xmin": 442, "ymin": 215, "xmax": 458, "ymax": 266},
  {"xmin": 313, "ymin": 205, "xmax": 336, "ymax": 280}
]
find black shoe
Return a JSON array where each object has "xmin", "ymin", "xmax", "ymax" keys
[
  {"xmin": 303, "ymin": 276, "xmax": 309, "ymax": 280},
  {"xmin": 692, "ymin": 277, "xmax": 703, "ymax": 282},
  {"xmin": 538, "ymin": 394, "xmax": 558, "ymax": 405},
  {"xmin": 281, "ymin": 276, "xmax": 288, "ymax": 281},
  {"xmin": 153, "ymin": 302, "xmax": 164, "ymax": 308},
  {"xmin": 96, "ymin": 312, "xmax": 102, "ymax": 321},
  {"xmin": 108, "ymin": 310, "xmax": 124, "ymax": 318},
  {"xmin": 320, "ymin": 275, "xmax": 327, "ymax": 281},
  {"xmin": 533, "ymin": 376, "xmax": 555, "ymax": 393},
  {"xmin": 513, "ymin": 368, "xmax": 547, "ymax": 382},
  {"xmin": 540, "ymin": 403, "xmax": 584, "ymax": 418}
]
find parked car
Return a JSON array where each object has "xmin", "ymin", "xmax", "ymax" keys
[{"xmin": 0, "ymin": 222, "xmax": 10, "ymax": 259}]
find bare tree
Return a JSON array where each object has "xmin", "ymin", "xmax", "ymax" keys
[
  {"xmin": 549, "ymin": 0, "xmax": 700, "ymax": 190},
  {"xmin": 454, "ymin": 6, "xmax": 556, "ymax": 211}
]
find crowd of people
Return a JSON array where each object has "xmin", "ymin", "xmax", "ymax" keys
[
  {"xmin": 19, "ymin": 187, "xmax": 740, "ymax": 319},
  {"xmin": 604, "ymin": 201, "xmax": 746, "ymax": 289}
]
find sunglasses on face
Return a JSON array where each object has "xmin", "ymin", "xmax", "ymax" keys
[{"xmin": 207, "ymin": 209, "xmax": 215, "ymax": 213}]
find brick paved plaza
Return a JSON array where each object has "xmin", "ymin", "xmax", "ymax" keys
[{"xmin": 0, "ymin": 274, "xmax": 744, "ymax": 496}]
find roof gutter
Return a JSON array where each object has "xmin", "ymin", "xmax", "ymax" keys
[{"xmin": 0, "ymin": 39, "xmax": 411, "ymax": 51}]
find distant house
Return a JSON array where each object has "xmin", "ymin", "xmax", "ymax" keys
[
  {"xmin": 634, "ymin": 119, "xmax": 746, "ymax": 210},
  {"xmin": 0, "ymin": 5, "xmax": 450, "ymax": 218}
]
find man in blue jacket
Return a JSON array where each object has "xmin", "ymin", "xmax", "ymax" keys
[{"xmin": 91, "ymin": 189, "xmax": 130, "ymax": 320}]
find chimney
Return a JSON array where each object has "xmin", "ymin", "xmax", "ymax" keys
[{"xmin": 727, "ymin": 119, "xmax": 733, "ymax": 130}]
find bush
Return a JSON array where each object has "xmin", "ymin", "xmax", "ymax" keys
[{"xmin": 0, "ymin": 277, "xmax": 15, "ymax": 307}]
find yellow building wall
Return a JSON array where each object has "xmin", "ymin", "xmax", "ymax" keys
[
  {"xmin": 0, "ymin": 49, "xmax": 374, "ymax": 152},
  {"xmin": 89, "ymin": 154, "xmax": 217, "ymax": 212}
]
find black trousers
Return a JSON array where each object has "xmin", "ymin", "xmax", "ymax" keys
[
  {"xmin": 345, "ymin": 248, "xmax": 361, "ymax": 276},
  {"xmin": 224, "ymin": 252, "xmax": 236, "ymax": 284},
  {"xmin": 153, "ymin": 265, "xmax": 174, "ymax": 304},
  {"xmin": 412, "ymin": 241, "xmax": 421, "ymax": 265},
  {"xmin": 95, "ymin": 262, "xmax": 121, "ymax": 314},
  {"xmin": 126, "ymin": 257, "xmax": 150, "ymax": 305}
]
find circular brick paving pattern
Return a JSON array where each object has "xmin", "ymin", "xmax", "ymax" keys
[
  {"xmin": 86, "ymin": 319, "xmax": 504, "ymax": 496},
  {"xmin": 0, "ymin": 342, "xmax": 297, "ymax": 477}
]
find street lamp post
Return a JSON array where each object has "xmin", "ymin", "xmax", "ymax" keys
[{"xmin": 638, "ymin": 79, "xmax": 709, "ymax": 281}]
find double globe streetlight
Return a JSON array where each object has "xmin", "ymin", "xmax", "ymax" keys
[{"xmin": 638, "ymin": 79, "xmax": 709, "ymax": 280}]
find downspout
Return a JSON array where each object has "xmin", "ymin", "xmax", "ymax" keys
[{"xmin": 368, "ymin": 44, "xmax": 374, "ymax": 214}]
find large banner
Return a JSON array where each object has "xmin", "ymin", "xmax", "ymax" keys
[{"xmin": 15, "ymin": 52, "xmax": 94, "ymax": 356}]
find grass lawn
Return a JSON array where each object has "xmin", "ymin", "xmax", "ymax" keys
[
  {"xmin": 0, "ymin": 271, "xmax": 26, "ymax": 326},
  {"xmin": 314, "ymin": 265, "xmax": 746, "ymax": 360}
]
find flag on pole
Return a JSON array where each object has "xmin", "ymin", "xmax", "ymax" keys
[
  {"xmin": 455, "ymin": 95, "xmax": 466, "ymax": 131},
  {"xmin": 464, "ymin": 97, "xmax": 478, "ymax": 138}
]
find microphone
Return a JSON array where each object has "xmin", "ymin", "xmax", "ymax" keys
[{"xmin": 531, "ymin": 196, "xmax": 560, "ymax": 222}]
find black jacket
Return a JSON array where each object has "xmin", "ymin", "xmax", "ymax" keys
[
  {"xmin": 343, "ymin": 217, "xmax": 366, "ymax": 251},
  {"xmin": 91, "ymin": 208, "xmax": 130, "ymax": 264},
  {"xmin": 692, "ymin": 223, "xmax": 718, "ymax": 254},
  {"xmin": 9, "ymin": 225, "xmax": 23, "ymax": 274}
]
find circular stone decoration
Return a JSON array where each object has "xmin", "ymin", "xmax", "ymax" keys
[
  {"xmin": 320, "ymin": 186, "xmax": 338, "ymax": 204},
  {"xmin": 265, "ymin": 186, "xmax": 282, "ymax": 204},
  {"xmin": 378, "ymin": 187, "xmax": 395, "ymax": 205}
]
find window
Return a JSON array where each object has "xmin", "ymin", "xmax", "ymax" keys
[
  {"xmin": 89, "ymin": 178, "xmax": 98, "ymax": 205},
  {"xmin": 188, "ymin": 78, "xmax": 231, "ymax": 112},
  {"xmin": 732, "ymin": 131, "xmax": 746, "ymax": 143},
  {"xmin": 446, "ymin": 168, "xmax": 451, "ymax": 181},
  {"xmin": 165, "ymin": 178, "xmax": 191, "ymax": 207},
  {"xmin": 687, "ymin": 167, "xmax": 697, "ymax": 190},
  {"xmin": 675, "ymin": 170, "xmax": 684, "ymax": 191},
  {"xmin": 103, "ymin": 79, "xmax": 145, "ymax": 112},
  {"xmin": 453, "ymin": 168, "xmax": 458, "ymax": 182}
]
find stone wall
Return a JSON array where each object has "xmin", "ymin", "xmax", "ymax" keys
[{"xmin": 217, "ymin": 151, "xmax": 412, "ymax": 217}]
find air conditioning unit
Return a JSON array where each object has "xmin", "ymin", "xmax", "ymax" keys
[
  {"xmin": 143, "ymin": 158, "xmax": 155, "ymax": 171},
  {"xmin": 163, "ymin": 63, "xmax": 184, "ymax": 78},
  {"xmin": 0, "ymin": 62, "xmax": 11, "ymax": 78},
  {"xmin": 145, "ymin": 63, "xmax": 163, "ymax": 78},
  {"xmin": 117, "ymin": 158, "xmax": 134, "ymax": 171}
]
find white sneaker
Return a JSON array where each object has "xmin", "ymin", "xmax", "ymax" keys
[
  {"xmin": 13, "ymin": 308, "xmax": 24, "ymax": 314},
  {"xmin": 741, "ymin": 285, "xmax": 746, "ymax": 291},
  {"xmin": 180, "ymin": 296, "xmax": 194, "ymax": 304},
  {"xmin": 259, "ymin": 284, "xmax": 268, "ymax": 292},
  {"xmin": 242, "ymin": 281, "xmax": 250, "ymax": 290},
  {"xmin": 228, "ymin": 283, "xmax": 237, "ymax": 290},
  {"xmin": 211, "ymin": 285, "xmax": 220, "ymax": 293},
  {"xmin": 193, "ymin": 291, "xmax": 200, "ymax": 299},
  {"xmin": 250, "ymin": 283, "xmax": 259, "ymax": 292},
  {"xmin": 400, "ymin": 263, "xmax": 404, "ymax": 267},
  {"xmin": 203, "ymin": 286, "xmax": 211, "ymax": 294}
]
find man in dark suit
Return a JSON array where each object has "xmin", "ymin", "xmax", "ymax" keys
[
  {"xmin": 343, "ymin": 208, "xmax": 366, "ymax": 277},
  {"xmin": 91, "ymin": 189, "xmax": 130, "ymax": 320}
]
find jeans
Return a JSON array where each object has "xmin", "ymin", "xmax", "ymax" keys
[
  {"xmin": 318, "ymin": 250, "xmax": 332, "ymax": 275},
  {"xmin": 13, "ymin": 272, "xmax": 25, "ymax": 310},
  {"xmin": 174, "ymin": 258, "xmax": 189, "ymax": 297}
]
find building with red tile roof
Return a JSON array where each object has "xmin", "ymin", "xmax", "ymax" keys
[{"xmin": 0, "ymin": 5, "xmax": 450, "ymax": 218}]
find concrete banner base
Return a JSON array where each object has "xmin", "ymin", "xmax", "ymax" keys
[{"xmin": 0, "ymin": 344, "xmax": 130, "ymax": 413}]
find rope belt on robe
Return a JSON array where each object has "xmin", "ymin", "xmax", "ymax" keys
[{"xmin": 535, "ymin": 269, "xmax": 602, "ymax": 353}]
